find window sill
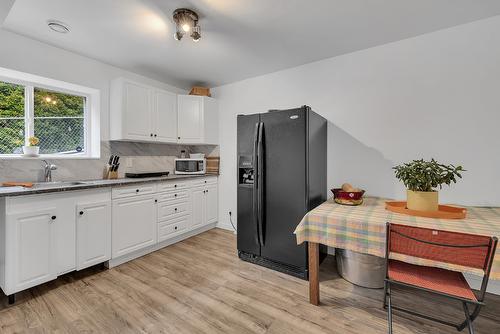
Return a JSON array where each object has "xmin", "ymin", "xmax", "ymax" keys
[{"xmin": 0, "ymin": 154, "xmax": 100, "ymax": 160}]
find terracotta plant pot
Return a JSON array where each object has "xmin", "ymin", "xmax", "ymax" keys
[{"xmin": 406, "ymin": 189, "xmax": 438, "ymax": 211}]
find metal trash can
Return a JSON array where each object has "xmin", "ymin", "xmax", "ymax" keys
[{"xmin": 335, "ymin": 248, "xmax": 386, "ymax": 289}]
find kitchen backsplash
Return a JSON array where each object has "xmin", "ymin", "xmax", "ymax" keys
[{"xmin": 0, "ymin": 141, "xmax": 218, "ymax": 182}]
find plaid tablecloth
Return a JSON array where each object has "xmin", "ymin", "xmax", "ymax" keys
[{"xmin": 294, "ymin": 197, "xmax": 500, "ymax": 280}]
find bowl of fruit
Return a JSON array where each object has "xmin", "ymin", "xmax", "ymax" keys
[{"xmin": 331, "ymin": 183, "xmax": 365, "ymax": 206}]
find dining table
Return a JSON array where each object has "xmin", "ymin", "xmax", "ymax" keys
[{"xmin": 294, "ymin": 196, "xmax": 500, "ymax": 305}]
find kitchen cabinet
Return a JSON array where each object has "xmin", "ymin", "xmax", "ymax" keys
[
  {"xmin": 0, "ymin": 189, "xmax": 112, "ymax": 299},
  {"xmin": 154, "ymin": 89, "xmax": 178, "ymax": 142},
  {"xmin": 111, "ymin": 79, "xmax": 218, "ymax": 144},
  {"xmin": 191, "ymin": 187, "xmax": 205, "ymax": 229},
  {"xmin": 7, "ymin": 208, "xmax": 57, "ymax": 294},
  {"xmin": 110, "ymin": 78, "xmax": 177, "ymax": 143},
  {"xmin": 112, "ymin": 195, "xmax": 157, "ymax": 258},
  {"xmin": 190, "ymin": 181, "xmax": 218, "ymax": 229},
  {"xmin": 76, "ymin": 200, "xmax": 112, "ymax": 270},
  {"xmin": 177, "ymin": 95, "xmax": 218, "ymax": 144},
  {"xmin": 205, "ymin": 183, "xmax": 218, "ymax": 224}
]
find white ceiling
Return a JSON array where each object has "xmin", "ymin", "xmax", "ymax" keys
[{"xmin": 2, "ymin": 0, "xmax": 500, "ymax": 89}]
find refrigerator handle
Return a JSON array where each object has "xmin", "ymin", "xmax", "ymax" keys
[
  {"xmin": 252, "ymin": 122, "xmax": 261, "ymax": 246},
  {"xmin": 257, "ymin": 122, "xmax": 265, "ymax": 246}
]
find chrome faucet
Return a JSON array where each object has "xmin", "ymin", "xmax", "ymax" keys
[{"xmin": 42, "ymin": 160, "xmax": 57, "ymax": 182}]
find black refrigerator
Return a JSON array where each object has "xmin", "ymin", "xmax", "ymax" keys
[{"xmin": 237, "ymin": 106, "xmax": 327, "ymax": 279}]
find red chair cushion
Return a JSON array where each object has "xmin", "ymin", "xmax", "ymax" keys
[{"xmin": 388, "ymin": 260, "xmax": 477, "ymax": 301}]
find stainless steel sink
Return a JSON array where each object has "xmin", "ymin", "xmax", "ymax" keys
[{"xmin": 32, "ymin": 181, "xmax": 90, "ymax": 189}]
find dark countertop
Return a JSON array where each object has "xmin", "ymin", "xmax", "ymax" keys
[{"xmin": 0, "ymin": 174, "xmax": 218, "ymax": 197}]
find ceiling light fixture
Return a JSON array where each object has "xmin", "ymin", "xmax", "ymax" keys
[
  {"xmin": 173, "ymin": 8, "xmax": 201, "ymax": 42},
  {"xmin": 47, "ymin": 20, "xmax": 70, "ymax": 34}
]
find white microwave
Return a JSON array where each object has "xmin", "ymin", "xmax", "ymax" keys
[{"xmin": 174, "ymin": 158, "xmax": 206, "ymax": 175}]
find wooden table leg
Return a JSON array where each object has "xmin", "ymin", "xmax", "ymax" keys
[{"xmin": 308, "ymin": 242, "xmax": 319, "ymax": 305}]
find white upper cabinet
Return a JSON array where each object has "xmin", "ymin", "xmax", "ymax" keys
[
  {"xmin": 110, "ymin": 78, "xmax": 218, "ymax": 144},
  {"xmin": 154, "ymin": 89, "xmax": 178, "ymax": 142},
  {"xmin": 177, "ymin": 95, "xmax": 218, "ymax": 144}
]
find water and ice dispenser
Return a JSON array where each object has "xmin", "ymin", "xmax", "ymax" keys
[{"xmin": 238, "ymin": 155, "xmax": 254, "ymax": 185}]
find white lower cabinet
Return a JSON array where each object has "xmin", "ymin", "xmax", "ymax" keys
[
  {"xmin": 191, "ymin": 181, "xmax": 218, "ymax": 229},
  {"xmin": 76, "ymin": 200, "xmax": 112, "ymax": 270},
  {"xmin": 0, "ymin": 177, "xmax": 218, "ymax": 300},
  {"xmin": 158, "ymin": 215, "xmax": 189, "ymax": 242},
  {"xmin": 191, "ymin": 187, "xmax": 205, "ymax": 229},
  {"xmin": 8, "ymin": 208, "xmax": 57, "ymax": 294},
  {"xmin": 112, "ymin": 195, "xmax": 157, "ymax": 258}
]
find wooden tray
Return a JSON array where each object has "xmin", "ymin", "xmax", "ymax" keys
[{"xmin": 385, "ymin": 201, "xmax": 467, "ymax": 219}]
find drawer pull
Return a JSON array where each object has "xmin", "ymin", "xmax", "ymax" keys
[
  {"xmin": 136, "ymin": 189, "xmax": 140, "ymax": 193},
  {"xmin": 174, "ymin": 184, "xmax": 177, "ymax": 188},
  {"xmin": 79, "ymin": 211, "xmax": 84, "ymax": 216},
  {"xmin": 174, "ymin": 226, "xmax": 178, "ymax": 230},
  {"xmin": 155, "ymin": 199, "xmax": 158, "ymax": 203},
  {"xmin": 174, "ymin": 194, "xmax": 177, "ymax": 197},
  {"xmin": 174, "ymin": 208, "xmax": 178, "ymax": 211},
  {"xmin": 51, "ymin": 215, "xmax": 57, "ymax": 220}
]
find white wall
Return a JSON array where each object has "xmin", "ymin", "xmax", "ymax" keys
[
  {"xmin": 0, "ymin": 28, "xmax": 185, "ymax": 141},
  {"xmin": 213, "ymin": 15, "xmax": 500, "ymax": 229}
]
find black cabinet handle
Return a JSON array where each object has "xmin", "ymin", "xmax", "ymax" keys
[
  {"xmin": 154, "ymin": 199, "xmax": 158, "ymax": 203},
  {"xmin": 178, "ymin": 137, "xmax": 180, "ymax": 140},
  {"xmin": 154, "ymin": 134, "xmax": 157, "ymax": 137},
  {"xmin": 51, "ymin": 215, "xmax": 57, "ymax": 220},
  {"xmin": 174, "ymin": 208, "xmax": 178, "ymax": 211},
  {"xmin": 206, "ymin": 190, "xmax": 209, "ymax": 193},
  {"xmin": 174, "ymin": 184, "xmax": 177, "ymax": 188},
  {"xmin": 136, "ymin": 189, "xmax": 139, "ymax": 193},
  {"xmin": 150, "ymin": 133, "xmax": 153, "ymax": 137},
  {"xmin": 174, "ymin": 194, "xmax": 177, "ymax": 197},
  {"xmin": 174, "ymin": 226, "xmax": 178, "ymax": 230},
  {"xmin": 79, "ymin": 211, "xmax": 84, "ymax": 216},
  {"xmin": 204, "ymin": 181, "xmax": 207, "ymax": 183}
]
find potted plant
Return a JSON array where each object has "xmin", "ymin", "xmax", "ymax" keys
[
  {"xmin": 393, "ymin": 159, "xmax": 464, "ymax": 211},
  {"xmin": 22, "ymin": 136, "xmax": 40, "ymax": 157}
]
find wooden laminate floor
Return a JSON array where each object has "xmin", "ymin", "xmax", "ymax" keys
[{"xmin": 1, "ymin": 228, "xmax": 499, "ymax": 333}]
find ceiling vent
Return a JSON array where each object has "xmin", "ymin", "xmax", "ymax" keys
[{"xmin": 47, "ymin": 20, "xmax": 70, "ymax": 34}]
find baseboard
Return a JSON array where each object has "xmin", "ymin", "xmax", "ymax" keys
[
  {"xmin": 216, "ymin": 221, "xmax": 236, "ymax": 233},
  {"xmin": 107, "ymin": 223, "xmax": 217, "ymax": 268}
]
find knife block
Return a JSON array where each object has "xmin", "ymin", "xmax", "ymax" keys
[{"xmin": 103, "ymin": 165, "xmax": 118, "ymax": 179}]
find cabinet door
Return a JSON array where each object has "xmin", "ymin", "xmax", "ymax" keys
[
  {"xmin": 76, "ymin": 201, "xmax": 112, "ymax": 270},
  {"xmin": 8, "ymin": 208, "xmax": 56, "ymax": 293},
  {"xmin": 154, "ymin": 90, "xmax": 177, "ymax": 142},
  {"xmin": 191, "ymin": 187, "xmax": 205, "ymax": 229},
  {"xmin": 112, "ymin": 195, "xmax": 157, "ymax": 258},
  {"xmin": 205, "ymin": 184, "xmax": 218, "ymax": 225},
  {"xmin": 124, "ymin": 81, "xmax": 152, "ymax": 141},
  {"xmin": 177, "ymin": 95, "xmax": 202, "ymax": 143}
]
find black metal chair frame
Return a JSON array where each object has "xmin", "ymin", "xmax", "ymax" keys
[{"xmin": 383, "ymin": 222, "xmax": 498, "ymax": 334}]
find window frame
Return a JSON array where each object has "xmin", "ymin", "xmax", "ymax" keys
[{"xmin": 0, "ymin": 67, "xmax": 100, "ymax": 159}]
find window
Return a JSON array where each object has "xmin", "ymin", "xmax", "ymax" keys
[{"xmin": 0, "ymin": 67, "xmax": 100, "ymax": 158}]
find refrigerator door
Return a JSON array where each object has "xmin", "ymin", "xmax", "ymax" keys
[
  {"xmin": 237, "ymin": 114, "xmax": 261, "ymax": 256},
  {"xmin": 259, "ymin": 107, "xmax": 308, "ymax": 269}
]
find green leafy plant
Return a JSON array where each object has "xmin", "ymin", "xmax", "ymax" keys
[{"xmin": 393, "ymin": 159, "xmax": 465, "ymax": 192}]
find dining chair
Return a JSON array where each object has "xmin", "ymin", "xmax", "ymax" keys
[{"xmin": 383, "ymin": 222, "xmax": 498, "ymax": 334}]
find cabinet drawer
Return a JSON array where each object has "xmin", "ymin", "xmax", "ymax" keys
[
  {"xmin": 158, "ymin": 189, "xmax": 189, "ymax": 202},
  {"xmin": 190, "ymin": 177, "xmax": 217, "ymax": 187},
  {"xmin": 158, "ymin": 216, "xmax": 188, "ymax": 242},
  {"xmin": 158, "ymin": 201, "xmax": 189, "ymax": 220},
  {"xmin": 112, "ymin": 184, "xmax": 156, "ymax": 199},
  {"xmin": 157, "ymin": 180, "xmax": 190, "ymax": 192}
]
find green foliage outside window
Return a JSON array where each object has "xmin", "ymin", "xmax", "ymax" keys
[{"xmin": 0, "ymin": 81, "xmax": 86, "ymax": 155}]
